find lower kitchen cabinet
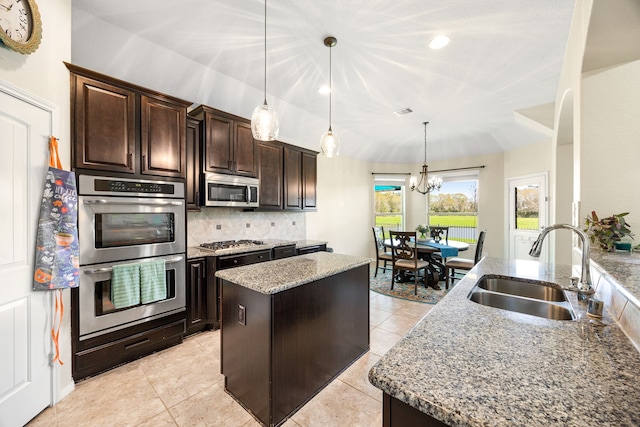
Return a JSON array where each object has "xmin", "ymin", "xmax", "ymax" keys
[
  {"xmin": 186, "ymin": 258, "xmax": 213, "ymax": 336},
  {"xmin": 297, "ymin": 244, "xmax": 327, "ymax": 255}
]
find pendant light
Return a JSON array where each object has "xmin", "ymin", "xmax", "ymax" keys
[
  {"xmin": 251, "ymin": 0, "xmax": 279, "ymax": 141},
  {"xmin": 319, "ymin": 36, "xmax": 340, "ymax": 157},
  {"xmin": 410, "ymin": 121, "xmax": 442, "ymax": 194}
]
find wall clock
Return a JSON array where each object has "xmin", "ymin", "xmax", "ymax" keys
[{"xmin": 0, "ymin": 0, "xmax": 42, "ymax": 54}]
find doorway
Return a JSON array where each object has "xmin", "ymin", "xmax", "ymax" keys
[
  {"xmin": 507, "ymin": 173, "xmax": 549, "ymax": 262},
  {"xmin": 0, "ymin": 82, "xmax": 56, "ymax": 426}
]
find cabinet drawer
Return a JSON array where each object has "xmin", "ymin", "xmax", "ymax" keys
[
  {"xmin": 273, "ymin": 245, "xmax": 296, "ymax": 259},
  {"xmin": 217, "ymin": 250, "xmax": 272, "ymax": 269},
  {"xmin": 297, "ymin": 245, "xmax": 326, "ymax": 255},
  {"xmin": 74, "ymin": 319, "xmax": 185, "ymax": 380}
]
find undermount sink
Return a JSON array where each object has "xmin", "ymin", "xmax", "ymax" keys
[{"xmin": 468, "ymin": 275, "xmax": 575, "ymax": 321}]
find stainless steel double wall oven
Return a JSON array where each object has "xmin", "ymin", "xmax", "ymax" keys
[{"xmin": 74, "ymin": 175, "xmax": 186, "ymax": 379}]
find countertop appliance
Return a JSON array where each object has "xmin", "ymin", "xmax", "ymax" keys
[{"xmin": 203, "ymin": 172, "xmax": 259, "ymax": 208}]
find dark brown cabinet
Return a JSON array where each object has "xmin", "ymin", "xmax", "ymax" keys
[
  {"xmin": 186, "ymin": 258, "xmax": 212, "ymax": 336},
  {"xmin": 257, "ymin": 140, "xmax": 284, "ymax": 209},
  {"xmin": 186, "ymin": 116, "xmax": 201, "ymax": 210},
  {"xmin": 67, "ymin": 62, "xmax": 190, "ymax": 178},
  {"xmin": 284, "ymin": 145, "xmax": 318, "ymax": 210},
  {"xmin": 190, "ymin": 105, "xmax": 258, "ymax": 178}
]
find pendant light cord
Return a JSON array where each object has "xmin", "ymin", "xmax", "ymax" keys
[
  {"xmin": 423, "ymin": 122, "xmax": 428, "ymax": 164},
  {"xmin": 329, "ymin": 43, "xmax": 333, "ymax": 130},
  {"xmin": 263, "ymin": 0, "xmax": 268, "ymax": 104}
]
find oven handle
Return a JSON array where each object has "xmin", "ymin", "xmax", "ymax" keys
[
  {"xmin": 83, "ymin": 199, "xmax": 183, "ymax": 206},
  {"xmin": 83, "ymin": 255, "xmax": 184, "ymax": 274}
]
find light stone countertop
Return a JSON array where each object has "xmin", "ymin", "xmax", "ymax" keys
[
  {"xmin": 186, "ymin": 239, "xmax": 328, "ymax": 260},
  {"xmin": 590, "ymin": 250, "xmax": 640, "ymax": 308},
  {"xmin": 214, "ymin": 251, "xmax": 371, "ymax": 294},
  {"xmin": 368, "ymin": 256, "xmax": 640, "ymax": 427}
]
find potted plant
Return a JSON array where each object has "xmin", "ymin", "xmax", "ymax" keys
[
  {"xmin": 584, "ymin": 211, "xmax": 633, "ymax": 252},
  {"xmin": 415, "ymin": 224, "xmax": 430, "ymax": 239}
]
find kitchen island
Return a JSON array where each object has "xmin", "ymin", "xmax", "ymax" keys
[
  {"xmin": 368, "ymin": 257, "xmax": 640, "ymax": 427},
  {"xmin": 216, "ymin": 251, "xmax": 371, "ymax": 427}
]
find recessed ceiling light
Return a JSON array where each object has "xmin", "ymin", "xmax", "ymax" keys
[
  {"xmin": 429, "ymin": 35, "xmax": 450, "ymax": 49},
  {"xmin": 318, "ymin": 85, "xmax": 331, "ymax": 94}
]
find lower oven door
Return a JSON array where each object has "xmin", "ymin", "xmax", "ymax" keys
[
  {"xmin": 78, "ymin": 195, "xmax": 186, "ymax": 265},
  {"xmin": 78, "ymin": 254, "xmax": 186, "ymax": 339}
]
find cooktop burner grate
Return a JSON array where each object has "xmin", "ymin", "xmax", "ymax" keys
[{"xmin": 200, "ymin": 239, "xmax": 264, "ymax": 250}]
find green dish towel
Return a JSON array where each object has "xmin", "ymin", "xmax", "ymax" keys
[
  {"xmin": 140, "ymin": 259, "xmax": 167, "ymax": 304},
  {"xmin": 111, "ymin": 263, "xmax": 141, "ymax": 309}
]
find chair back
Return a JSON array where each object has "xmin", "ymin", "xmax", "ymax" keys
[
  {"xmin": 430, "ymin": 226, "xmax": 449, "ymax": 244},
  {"xmin": 372, "ymin": 226, "xmax": 386, "ymax": 252},
  {"xmin": 389, "ymin": 231, "xmax": 418, "ymax": 266},
  {"xmin": 474, "ymin": 230, "xmax": 487, "ymax": 264}
]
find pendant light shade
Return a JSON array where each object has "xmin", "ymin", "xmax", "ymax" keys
[
  {"xmin": 320, "ymin": 36, "xmax": 340, "ymax": 157},
  {"xmin": 251, "ymin": 0, "xmax": 279, "ymax": 141}
]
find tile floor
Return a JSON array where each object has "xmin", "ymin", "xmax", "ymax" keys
[{"xmin": 28, "ymin": 290, "xmax": 434, "ymax": 427}]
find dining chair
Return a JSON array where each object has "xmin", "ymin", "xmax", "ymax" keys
[
  {"xmin": 430, "ymin": 226, "xmax": 449, "ymax": 244},
  {"xmin": 445, "ymin": 230, "xmax": 486, "ymax": 288},
  {"xmin": 372, "ymin": 226, "xmax": 393, "ymax": 277},
  {"xmin": 389, "ymin": 231, "xmax": 430, "ymax": 295}
]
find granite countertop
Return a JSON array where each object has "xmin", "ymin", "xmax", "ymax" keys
[
  {"xmin": 368, "ymin": 256, "xmax": 640, "ymax": 426},
  {"xmin": 186, "ymin": 239, "xmax": 328, "ymax": 259},
  {"xmin": 589, "ymin": 250, "xmax": 640, "ymax": 308},
  {"xmin": 215, "ymin": 251, "xmax": 371, "ymax": 294}
]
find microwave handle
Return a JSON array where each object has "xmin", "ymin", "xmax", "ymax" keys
[
  {"xmin": 245, "ymin": 185, "xmax": 250, "ymax": 205},
  {"xmin": 83, "ymin": 255, "xmax": 184, "ymax": 274},
  {"xmin": 84, "ymin": 199, "xmax": 183, "ymax": 207}
]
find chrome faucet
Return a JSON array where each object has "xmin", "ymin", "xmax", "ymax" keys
[{"xmin": 529, "ymin": 224, "xmax": 594, "ymax": 294}]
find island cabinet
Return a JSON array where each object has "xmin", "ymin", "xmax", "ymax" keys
[
  {"xmin": 185, "ymin": 116, "xmax": 201, "ymax": 210},
  {"xmin": 217, "ymin": 253, "xmax": 370, "ymax": 427},
  {"xmin": 66, "ymin": 62, "xmax": 189, "ymax": 178},
  {"xmin": 190, "ymin": 105, "xmax": 258, "ymax": 178}
]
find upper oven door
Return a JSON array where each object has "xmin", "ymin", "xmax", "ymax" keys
[{"xmin": 78, "ymin": 195, "xmax": 186, "ymax": 265}]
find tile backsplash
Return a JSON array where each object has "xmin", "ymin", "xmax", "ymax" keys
[{"xmin": 187, "ymin": 208, "xmax": 306, "ymax": 247}]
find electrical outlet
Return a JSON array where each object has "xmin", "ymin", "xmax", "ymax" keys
[
  {"xmin": 246, "ymin": 223, "xmax": 251, "ymax": 228},
  {"xmin": 216, "ymin": 224, "xmax": 222, "ymax": 230},
  {"xmin": 238, "ymin": 304, "xmax": 246, "ymax": 326},
  {"xmin": 271, "ymin": 222, "xmax": 275, "ymax": 227}
]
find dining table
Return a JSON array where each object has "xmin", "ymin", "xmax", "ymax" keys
[{"xmin": 384, "ymin": 238, "xmax": 470, "ymax": 290}]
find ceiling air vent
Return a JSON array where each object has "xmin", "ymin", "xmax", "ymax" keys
[{"xmin": 393, "ymin": 107, "xmax": 413, "ymax": 116}]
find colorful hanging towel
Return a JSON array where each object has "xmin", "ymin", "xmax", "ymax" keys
[
  {"xmin": 140, "ymin": 259, "xmax": 167, "ymax": 304},
  {"xmin": 33, "ymin": 137, "xmax": 80, "ymax": 290},
  {"xmin": 111, "ymin": 263, "xmax": 141, "ymax": 309}
]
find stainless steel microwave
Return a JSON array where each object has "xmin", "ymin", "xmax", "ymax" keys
[{"xmin": 204, "ymin": 172, "xmax": 259, "ymax": 207}]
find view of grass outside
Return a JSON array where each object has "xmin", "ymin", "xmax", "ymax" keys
[
  {"xmin": 374, "ymin": 185, "xmax": 403, "ymax": 237},
  {"xmin": 428, "ymin": 179, "xmax": 478, "ymax": 242},
  {"xmin": 515, "ymin": 186, "xmax": 540, "ymax": 230}
]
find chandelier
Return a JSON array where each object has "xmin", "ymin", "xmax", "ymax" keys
[{"xmin": 410, "ymin": 121, "xmax": 442, "ymax": 194}]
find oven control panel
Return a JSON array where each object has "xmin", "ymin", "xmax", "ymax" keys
[
  {"xmin": 95, "ymin": 179, "xmax": 174, "ymax": 194},
  {"xmin": 78, "ymin": 175, "xmax": 184, "ymax": 198}
]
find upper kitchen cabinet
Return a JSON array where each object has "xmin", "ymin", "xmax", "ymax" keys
[
  {"xmin": 190, "ymin": 105, "xmax": 258, "ymax": 178},
  {"xmin": 185, "ymin": 116, "xmax": 201, "ymax": 211},
  {"xmin": 257, "ymin": 140, "xmax": 284, "ymax": 209},
  {"xmin": 66, "ymin": 62, "xmax": 190, "ymax": 178},
  {"xmin": 283, "ymin": 144, "xmax": 317, "ymax": 211}
]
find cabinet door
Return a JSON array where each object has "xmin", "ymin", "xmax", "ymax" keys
[
  {"xmin": 258, "ymin": 140, "xmax": 283, "ymax": 209},
  {"xmin": 283, "ymin": 146, "xmax": 302, "ymax": 209},
  {"xmin": 302, "ymin": 151, "xmax": 317, "ymax": 210},
  {"xmin": 203, "ymin": 112, "xmax": 233, "ymax": 173},
  {"xmin": 140, "ymin": 95, "xmax": 186, "ymax": 177},
  {"xmin": 73, "ymin": 75, "xmax": 136, "ymax": 173},
  {"xmin": 234, "ymin": 121, "xmax": 259, "ymax": 177},
  {"xmin": 186, "ymin": 259, "xmax": 208, "ymax": 335},
  {"xmin": 186, "ymin": 117, "xmax": 201, "ymax": 210}
]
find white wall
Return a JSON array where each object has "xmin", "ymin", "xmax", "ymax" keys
[
  {"xmin": 581, "ymin": 59, "xmax": 640, "ymax": 228},
  {"xmin": 0, "ymin": 0, "xmax": 73, "ymax": 401}
]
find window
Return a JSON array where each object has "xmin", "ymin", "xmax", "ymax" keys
[
  {"xmin": 373, "ymin": 175, "xmax": 406, "ymax": 237},
  {"xmin": 427, "ymin": 171, "xmax": 479, "ymax": 242},
  {"xmin": 514, "ymin": 184, "xmax": 539, "ymax": 230}
]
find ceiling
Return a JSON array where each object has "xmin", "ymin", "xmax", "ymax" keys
[{"xmin": 71, "ymin": 0, "xmax": 575, "ymax": 164}]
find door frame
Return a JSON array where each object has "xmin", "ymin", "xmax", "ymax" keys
[{"xmin": 506, "ymin": 172, "xmax": 549, "ymax": 262}]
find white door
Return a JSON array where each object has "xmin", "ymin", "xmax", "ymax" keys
[
  {"xmin": 507, "ymin": 174, "xmax": 549, "ymax": 262},
  {"xmin": 0, "ymin": 83, "xmax": 54, "ymax": 426}
]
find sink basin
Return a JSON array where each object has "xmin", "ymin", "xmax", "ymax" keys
[
  {"xmin": 468, "ymin": 275, "xmax": 575, "ymax": 321},
  {"xmin": 476, "ymin": 276, "xmax": 567, "ymax": 302}
]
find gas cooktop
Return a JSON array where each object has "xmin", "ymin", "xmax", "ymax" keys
[{"xmin": 200, "ymin": 239, "xmax": 265, "ymax": 251}]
